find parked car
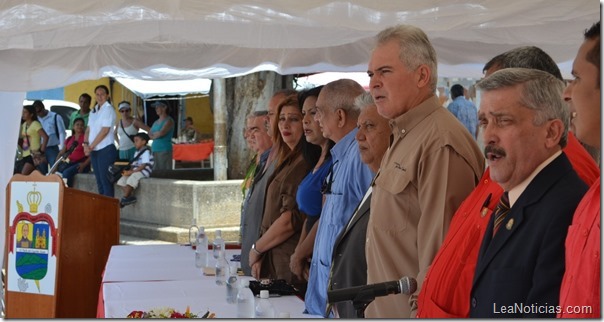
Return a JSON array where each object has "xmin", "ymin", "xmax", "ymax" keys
[{"xmin": 23, "ymin": 99, "xmax": 80, "ymax": 137}]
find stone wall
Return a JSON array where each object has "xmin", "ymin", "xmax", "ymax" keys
[{"xmin": 73, "ymin": 173, "xmax": 243, "ymax": 243}]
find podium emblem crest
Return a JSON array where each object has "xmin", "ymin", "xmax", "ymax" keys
[{"xmin": 8, "ymin": 182, "xmax": 59, "ymax": 295}]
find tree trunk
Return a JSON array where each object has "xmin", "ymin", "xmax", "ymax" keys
[{"xmin": 211, "ymin": 71, "xmax": 293, "ymax": 179}]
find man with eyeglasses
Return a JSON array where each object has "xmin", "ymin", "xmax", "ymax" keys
[{"xmin": 304, "ymin": 79, "xmax": 374, "ymax": 316}]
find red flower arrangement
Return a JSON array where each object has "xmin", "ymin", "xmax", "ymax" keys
[{"xmin": 126, "ymin": 306, "xmax": 214, "ymax": 318}]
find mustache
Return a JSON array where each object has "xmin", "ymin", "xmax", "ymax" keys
[{"xmin": 484, "ymin": 144, "xmax": 506, "ymax": 159}]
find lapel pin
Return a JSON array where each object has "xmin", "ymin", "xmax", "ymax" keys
[
  {"xmin": 481, "ymin": 208, "xmax": 488, "ymax": 217},
  {"xmin": 506, "ymin": 218, "xmax": 514, "ymax": 230}
]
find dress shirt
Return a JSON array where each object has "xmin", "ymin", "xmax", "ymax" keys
[
  {"xmin": 447, "ymin": 96, "xmax": 478, "ymax": 138},
  {"xmin": 39, "ymin": 111, "xmax": 66, "ymax": 147},
  {"xmin": 558, "ymin": 177, "xmax": 601, "ymax": 318},
  {"xmin": 366, "ymin": 95, "xmax": 484, "ymax": 318},
  {"xmin": 88, "ymin": 102, "xmax": 116, "ymax": 151},
  {"xmin": 304, "ymin": 128, "xmax": 374, "ymax": 316},
  {"xmin": 416, "ymin": 132, "xmax": 599, "ymax": 318}
]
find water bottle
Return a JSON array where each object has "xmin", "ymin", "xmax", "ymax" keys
[
  {"xmin": 225, "ymin": 264, "xmax": 238, "ymax": 304},
  {"xmin": 212, "ymin": 229, "xmax": 225, "ymax": 259},
  {"xmin": 215, "ymin": 250, "xmax": 228, "ymax": 285},
  {"xmin": 195, "ymin": 226, "xmax": 208, "ymax": 268},
  {"xmin": 236, "ymin": 279, "xmax": 255, "ymax": 318},
  {"xmin": 255, "ymin": 290, "xmax": 275, "ymax": 318},
  {"xmin": 188, "ymin": 220, "xmax": 198, "ymax": 248}
]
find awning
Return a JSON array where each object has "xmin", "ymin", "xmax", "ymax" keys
[{"xmin": 115, "ymin": 78, "xmax": 212, "ymax": 99}]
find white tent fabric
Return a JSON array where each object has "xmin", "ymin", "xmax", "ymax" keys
[
  {"xmin": 0, "ymin": 0, "xmax": 599, "ymax": 92},
  {"xmin": 0, "ymin": 1, "xmax": 599, "ymax": 270},
  {"xmin": 115, "ymin": 78, "xmax": 212, "ymax": 99}
]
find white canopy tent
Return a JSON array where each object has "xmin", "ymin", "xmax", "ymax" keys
[
  {"xmin": 0, "ymin": 1, "xmax": 599, "ymax": 268},
  {"xmin": 115, "ymin": 78, "xmax": 212, "ymax": 99}
]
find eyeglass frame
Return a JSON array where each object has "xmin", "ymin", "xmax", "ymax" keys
[{"xmin": 320, "ymin": 160, "xmax": 341, "ymax": 195}]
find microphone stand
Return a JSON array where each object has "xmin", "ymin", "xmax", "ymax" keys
[
  {"xmin": 48, "ymin": 143, "xmax": 78, "ymax": 175},
  {"xmin": 351, "ymin": 287, "xmax": 378, "ymax": 318}
]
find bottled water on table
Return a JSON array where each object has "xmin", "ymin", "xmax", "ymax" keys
[
  {"xmin": 226, "ymin": 265, "xmax": 238, "ymax": 304},
  {"xmin": 236, "ymin": 279, "xmax": 255, "ymax": 318},
  {"xmin": 255, "ymin": 290, "xmax": 275, "ymax": 318},
  {"xmin": 212, "ymin": 229, "xmax": 225, "ymax": 259},
  {"xmin": 195, "ymin": 226, "xmax": 208, "ymax": 268},
  {"xmin": 215, "ymin": 250, "xmax": 229, "ymax": 285}
]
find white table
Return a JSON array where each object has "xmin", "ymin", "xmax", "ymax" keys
[{"xmin": 99, "ymin": 244, "xmax": 317, "ymax": 318}]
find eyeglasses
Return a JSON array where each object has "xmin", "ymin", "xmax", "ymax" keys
[{"xmin": 320, "ymin": 160, "xmax": 340, "ymax": 195}]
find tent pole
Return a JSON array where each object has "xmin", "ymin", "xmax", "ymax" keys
[{"xmin": 212, "ymin": 79, "xmax": 228, "ymax": 181}]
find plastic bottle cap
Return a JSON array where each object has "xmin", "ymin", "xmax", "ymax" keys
[{"xmin": 260, "ymin": 290, "xmax": 270, "ymax": 299}]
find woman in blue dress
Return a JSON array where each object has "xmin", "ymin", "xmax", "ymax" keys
[{"xmin": 289, "ymin": 86, "xmax": 335, "ymax": 281}]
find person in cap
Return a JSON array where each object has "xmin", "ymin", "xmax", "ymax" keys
[
  {"xmin": 114, "ymin": 101, "xmax": 144, "ymax": 160},
  {"xmin": 139, "ymin": 100, "xmax": 174, "ymax": 170},
  {"xmin": 118, "ymin": 132, "xmax": 154, "ymax": 207}
]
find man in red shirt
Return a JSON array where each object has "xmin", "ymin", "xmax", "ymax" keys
[
  {"xmin": 558, "ymin": 21, "xmax": 601, "ymax": 319},
  {"xmin": 416, "ymin": 46, "xmax": 599, "ymax": 318}
]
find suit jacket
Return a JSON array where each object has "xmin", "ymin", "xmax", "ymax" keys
[
  {"xmin": 470, "ymin": 153, "xmax": 588, "ymax": 318},
  {"xmin": 328, "ymin": 192, "xmax": 371, "ymax": 318}
]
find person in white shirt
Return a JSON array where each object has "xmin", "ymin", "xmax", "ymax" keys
[
  {"xmin": 33, "ymin": 100, "xmax": 66, "ymax": 174},
  {"xmin": 118, "ymin": 132, "xmax": 154, "ymax": 207},
  {"xmin": 84, "ymin": 85, "xmax": 118, "ymax": 197}
]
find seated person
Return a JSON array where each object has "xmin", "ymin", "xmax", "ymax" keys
[
  {"xmin": 56, "ymin": 117, "xmax": 91, "ymax": 187},
  {"xmin": 180, "ymin": 117, "xmax": 202, "ymax": 142},
  {"xmin": 118, "ymin": 133, "xmax": 154, "ymax": 207}
]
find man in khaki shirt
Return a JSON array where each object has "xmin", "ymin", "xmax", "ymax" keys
[{"xmin": 365, "ymin": 24, "xmax": 485, "ymax": 318}]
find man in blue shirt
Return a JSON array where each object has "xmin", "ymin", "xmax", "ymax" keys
[
  {"xmin": 34, "ymin": 100, "xmax": 66, "ymax": 174},
  {"xmin": 447, "ymin": 84, "xmax": 478, "ymax": 139},
  {"xmin": 304, "ymin": 79, "xmax": 374, "ymax": 316}
]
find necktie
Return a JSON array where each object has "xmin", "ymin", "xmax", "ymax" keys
[{"xmin": 492, "ymin": 192, "xmax": 510, "ymax": 237}]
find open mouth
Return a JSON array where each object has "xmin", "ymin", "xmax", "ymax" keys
[
  {"xmin": 486, "ymin": 152, "xmax": 503, "ymax": 162},
  {"xmin": 485, "ymin": 145, "xmax": 506, "ymax": 163},
  {"xmin": 373, "ymin": 95, "xmax": 385, "ymax": 102}
]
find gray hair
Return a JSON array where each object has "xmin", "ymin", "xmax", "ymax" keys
[
  {"xmin": 376, "ymin": 24, "xmax": 438, "ymax": 91},
  {"xmin": 354, "ymin": 92, "xmax": 375, "ymax": 112},
  {"xmin": 323, "ymin": 79, "xmax": 365, "ymax": 119},
  {"xmin": 247, "ymin": 110, "xmax": 268, "ymax": 120},
  {"xmin": 476, "ymin": 68, "xmax": 569, "ymax": 147}
]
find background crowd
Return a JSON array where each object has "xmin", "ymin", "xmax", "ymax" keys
[{"xmin": 13, "ymin": 18, "xmax": 600, "ymax": 319}]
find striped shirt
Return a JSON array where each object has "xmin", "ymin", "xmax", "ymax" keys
[{"xmin": 131, "ymin": 147, "xmax": 154, "ymax": 177}]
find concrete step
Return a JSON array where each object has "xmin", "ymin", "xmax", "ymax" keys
[{"xmin": 120, "ymin": 219, "xmax": 242, "ymax": 244}]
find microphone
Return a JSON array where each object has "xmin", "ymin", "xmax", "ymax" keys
[{"xmin": 327, "ymin": 276, "xmax": 417, "ymax": 304}]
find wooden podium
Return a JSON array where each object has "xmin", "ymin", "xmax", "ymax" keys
[{"xmin": 4, "ymin": 171, "xmax": 120, "ymax": 318}]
